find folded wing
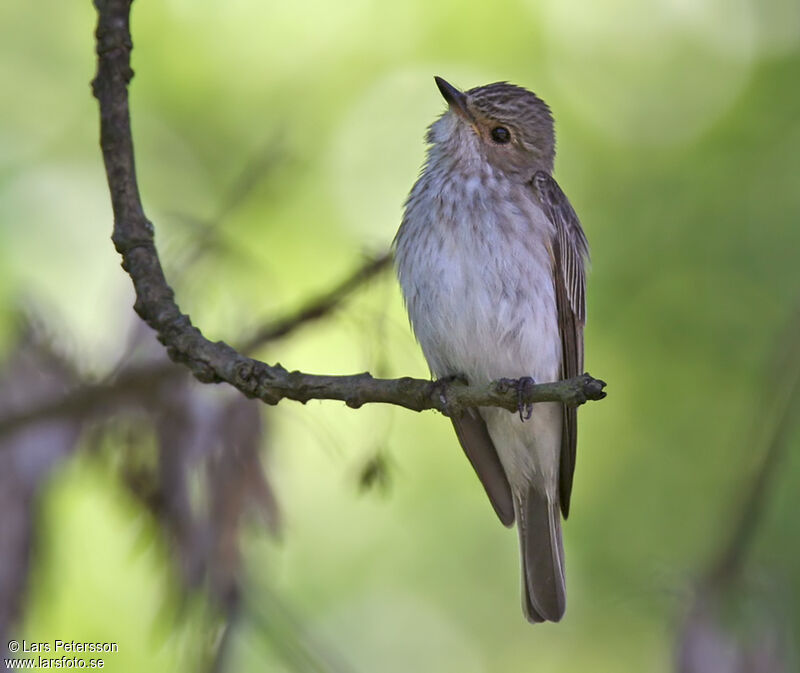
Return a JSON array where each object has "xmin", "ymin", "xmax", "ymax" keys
[{"xmin": 531, "ymin": 171, "xmax": 589, "ymax": 518}]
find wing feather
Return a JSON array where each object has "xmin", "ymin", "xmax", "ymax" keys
[
  {"xmin": 451, "ymin": 411, "xmax": 515, "ymax": 526},
  {"xmin": 532, "ymin": 171, "xmax": 589, "ymax": 518}
]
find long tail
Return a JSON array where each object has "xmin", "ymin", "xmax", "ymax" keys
[{"xmin": 516, "ymin": 486, "xmax": 566, "ymax": 623}]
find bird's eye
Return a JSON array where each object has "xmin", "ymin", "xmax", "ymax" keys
[{"xmin": 491, "ymin": 126, "xmax": 511, "ymax": 144}]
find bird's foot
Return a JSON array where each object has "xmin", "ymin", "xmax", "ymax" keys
[
  {"xmin": 432, "ymin": 373, "xmax": 469, "ymax": 417},
  {"xmin": 510, "ymin": 376, "xmax": 536, "ymax": 422}
]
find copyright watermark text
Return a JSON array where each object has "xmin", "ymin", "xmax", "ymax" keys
[{"xmin": 5, "ymin": 641, "xmax": 118, "ymax": 669}]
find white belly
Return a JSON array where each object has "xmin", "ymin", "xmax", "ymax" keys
[
  {"xmin": 396, "ymin": 182, "xmax": 561, "ymax": 387},
  {"xmin": 395, "ymin": 173, "xmax": 564, "ymax": 486}
]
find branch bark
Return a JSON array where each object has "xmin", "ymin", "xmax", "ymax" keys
[{"xmin": 90, "ymin": 0, "xmax": 606, "ymax": 417}]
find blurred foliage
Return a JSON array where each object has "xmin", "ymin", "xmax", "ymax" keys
[{"xmin": 1, "ymin": 0, "xmax": 800, "ymax": 671}]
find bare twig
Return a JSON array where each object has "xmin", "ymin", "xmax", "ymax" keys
[
  {"xmin": 0, "ymin": 366, "xmax": 605, "ymax": 440},
  {"xmin": 90, "ymin": 0, "xmax": 606, "ymax": 421}
]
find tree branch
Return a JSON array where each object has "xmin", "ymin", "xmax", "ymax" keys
[{"xmin": 90, "ymin": 0, "xmax": 606, "ymax": 417}]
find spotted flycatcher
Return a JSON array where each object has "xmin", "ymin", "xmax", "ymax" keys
[{"xmin": 394, "ymin": 77, "xmax": 589, "ymax": 622}]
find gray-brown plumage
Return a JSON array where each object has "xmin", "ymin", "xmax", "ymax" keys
[{"xmin": 394, "ymin": 77, "xmax": 589, "ymax": 622}]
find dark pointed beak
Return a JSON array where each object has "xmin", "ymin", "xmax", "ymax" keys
[{"xmin": 434, "ymin": 76, "xmax": 471, "ymax": 120}]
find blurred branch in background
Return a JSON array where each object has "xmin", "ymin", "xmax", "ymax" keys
[
  {"xmin": 91, "ymin": 0, "xmax": 606, "ymax": 423},
  {"xmin": 166, "ymin": 131, "xmax": 291, "ymax": 282},
  {"xmin": 0, "ymin": 326, "xmax": 83, "ymax": 657},
  {"xmin": 706, "ymin": 306, "xmax": 800, "ymax": 589},
  {"xmin": 0, "ymin": 305, "xmax": 367, "ymax": 671},
  {"xmin": 677, "ymin": 303, "xmax": 800, "ymax": 672},
  {"xmin": 0, "ymin": 313, "xmax": 277, "ymax": 670},
  {"xmin": 241, "ymin": 582, "xmax": 359, "ymax": 673},
  {"xmin": 240, "ymin": 250, "xmax": 392, "ymax": 354}
]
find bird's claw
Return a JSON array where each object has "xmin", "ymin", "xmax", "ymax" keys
[
  {"xmin": 432, "ymin": 373, "xmax": 469, "ymax": 417},
  {"xmin": 516, "ymin": 376, "xmax": 536, "ymax": 422}
]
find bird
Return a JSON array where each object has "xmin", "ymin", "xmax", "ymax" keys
[{"xmin": 393, "ymin": 77, "xmax": 589, "ymax": 623}]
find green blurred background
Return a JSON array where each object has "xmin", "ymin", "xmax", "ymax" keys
[{"xmin": 1, "ymin": 0, "xmax": 800, "ymax": 671}]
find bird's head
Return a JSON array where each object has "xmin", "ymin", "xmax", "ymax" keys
[{"xmin": 428, "ymin": 77, "xmax": 555, "ymax": 178}]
